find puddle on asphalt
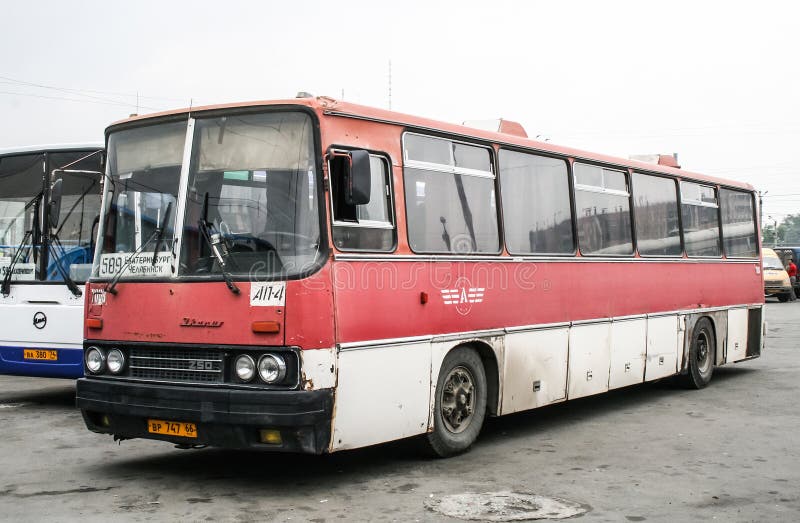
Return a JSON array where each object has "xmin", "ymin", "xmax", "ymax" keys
[{"xmin": 426, "ymin": 491, "xmax": 588, "ymax": 521}]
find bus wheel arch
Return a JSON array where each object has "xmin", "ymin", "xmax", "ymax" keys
[{"xmin": 469, "ymin": 341, "xmax": 500, "ymax": 417}]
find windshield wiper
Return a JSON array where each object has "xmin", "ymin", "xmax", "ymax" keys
[
  {"xmin": 48, "ymin": 233, "xmax": 82, "ymax": 297},
  {"xmin": 105, "ymin": 228, "xmax": 162, "ymax": 295},
  {"xmin": 106, "ymin": 205, "xmax": 173, "ymax": 296},
  {"xmin": 1, "ymin": 230, "xmax": 33, "ymax": 297},
  {"xmin": 1, "ymin": 192, "xmax": 43, "ymax": 297},
  {"xmin": 198, "ymin": 192, "xmax": 240, "ymax": 295},
  {"xmin": 198, "ymin": 217, "xmax": 240, "ymax": 294}
]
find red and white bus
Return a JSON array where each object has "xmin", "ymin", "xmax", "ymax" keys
[{"xmin": 77, "ymin": 96, "xmax": 764, "ymax": 456}]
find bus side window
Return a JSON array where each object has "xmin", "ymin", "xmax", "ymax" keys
[
  {"xmin": 330, "ymin": 154, "xmax": 395, "ymax": 252},
  {"xmin": 574, "ymin": 163, "xmax": 633, "ymax": 256},
  {"xmin": 681, "ymin": 181, "xmax": 721, "ymax": 257},
  {"xmin": 719, "ymin": 188, "xmax": 757, "ymax": 258}
]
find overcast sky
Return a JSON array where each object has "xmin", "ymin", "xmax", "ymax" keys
[{"xmin": 1, "ymin": 0, "xmax": 798, "ymax": 221}]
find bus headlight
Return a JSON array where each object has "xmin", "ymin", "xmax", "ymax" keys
[
  {"xmin": 258, "ymin": 354, "xmax": 286, "ymax": 384},
  {"xmin": 107, "ymin": 349, "xmax": 125, "ymax": 375},
  {"xmin": 235, "ymin": 354, "xmax": 256, "ymax": 382},
  {"xmin": 85, "ymin": 347, "xmax": 105, "ymax": 374}
]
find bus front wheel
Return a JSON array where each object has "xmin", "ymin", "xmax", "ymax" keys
[
  {"xmin": 681, "ymin": 317, "xmax": 715, "ymax": 389},
  {"xmin": 424, "ymin": 346, "xmax": 487, "ymax": 458}
]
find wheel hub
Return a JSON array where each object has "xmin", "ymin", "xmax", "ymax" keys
[
  {"xmin": 441, "ymin": 366, "xmax": 475, "ymax": 434},
  {"xmin": 696, "ymin": 331, "xmax": 712, "ymax": 375}
]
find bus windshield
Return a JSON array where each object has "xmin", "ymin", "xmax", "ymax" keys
[
  {"xmin": 96, "ymin": 121, "xmax": 184, "ymax": 279},
  {"xmin": 48, "ymin": 151, "xmax": 103, "ymax": 283},
  {"xmin": 96, "ymin": 111, "xmax": 321, "ymax": 281}
]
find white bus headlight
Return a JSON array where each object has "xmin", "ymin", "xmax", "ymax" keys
[
  {"xmin": 235, "ymin": 354, "xmax": 256, "ymax": 382},
  {"xmin": 107, "ymin": 349, "xmax": 125, "ymax": 375},
  {"xmin": 85, "ymin": 347, "xmax": 105, "ymax": 374},
  {"xmin": 258, "ymin": 354, "xmax": 286, "ymax": 384}
]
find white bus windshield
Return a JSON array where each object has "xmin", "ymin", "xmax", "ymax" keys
[{"xmin": 0, "ymin": 149, "xmax": 103, "ymax": 283}]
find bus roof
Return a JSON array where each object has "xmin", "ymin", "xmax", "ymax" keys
[
  {"xmin": 0, "ymin": 143, "xmax": 104, "ymax": 157},
  {"xmin": 107, "ymin": 97, "xmax": 754, "ymax": 192}
]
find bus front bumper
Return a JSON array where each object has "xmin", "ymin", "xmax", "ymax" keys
[{"xmin": 76, "ymin": 378, "xmax": 334, "ymax": 454}]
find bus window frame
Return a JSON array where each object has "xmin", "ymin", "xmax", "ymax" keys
[
  {"xmin": 496, "ymin": 146, "xmax": 577, "ymax": 257},
  {"xmin": 401, "ymin": 131, "xmax": 502, "ymax": 256},
  {"xmin": 572, "ymin": 161, "xmax": 636, "ymax": 257},
  {"xmin": 630, "ymin": 170, "xmax": 684, "ymax": 258},
  {"xmin": 719, "ymin": 186, "xmax": 760, "ymax": 259},
  {"xmin": 680, "ymin": 180, "xmax": 723, "ymax": 259},
  {"xmin": 327, "ymin": 147, "xmax": 397, "ymax": 253}
]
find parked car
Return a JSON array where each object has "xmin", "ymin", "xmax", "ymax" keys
[{"xmin": 763, "ymin": 248, "xmax": 793, "ymax": 302}]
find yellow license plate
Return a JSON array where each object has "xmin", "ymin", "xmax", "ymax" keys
[
  {"xmin": 23, "ymin": 349, "xmax": 58, "ymax": 361},
  {"xmin": 147, "ymin": 419, "xmax": 198, "ymax": 438}
]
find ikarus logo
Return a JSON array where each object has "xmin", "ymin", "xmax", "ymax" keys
[
  {"xmin": 32, "ymin": 311, "xmax": 47, "ymax": 330},
  {"xmin": 440, "ymin": 277, "xmax": 485, "ymax": 316}
]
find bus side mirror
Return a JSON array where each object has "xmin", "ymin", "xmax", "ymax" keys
[
  {"xmin": 48, "ymin": 178, "xmax": 63, "ymax": 229},
  {"xmin": 345, "ymin": 149, "xmax": 371, "ymax": 206}
]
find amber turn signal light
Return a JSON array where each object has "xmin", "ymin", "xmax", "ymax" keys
[
  {"xmin": 251, "ymin": 321, "xmax": 280, "ymax": 334},
  {"xmin": 86, "ymin": 318, "xmax": 103, "ymax": 330},
  {"xmin": 259, "ymin": 429, "xmax": 282, "ymax": 445}
]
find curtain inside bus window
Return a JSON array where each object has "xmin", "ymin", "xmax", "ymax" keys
[
  {"xmin": 498, "ymin": 150, "xmax": 573, "ymax": 254},
  {"xmin": 573, "ymin": 163, "xmax": 633, "ymax": 255},
  {"xmin": 404, "ymin": 167, "xmax": 499, "ymax": 254},
  {"xmin": 720, "ymin": 188, "xmax": 757, "ymax": 257},
  {"xmin": 0, "ymin": 153, "xmax": 46, "ymax": 281},
  {"xmin": 47, "ymin": 151, "xmax": 103, "ymax": 282},
  {"xmin": 403, "ymin": 134, "xmax": 499, "ymax": 254},
  {"xmin": 632, "ymin": 173, "xmax": 682, "ymax": 256},
  {"xmin": 681, "ymin": 181, "xmax": 721, "ymax": 257}
]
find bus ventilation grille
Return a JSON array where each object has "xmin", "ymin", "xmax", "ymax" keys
[{"xmin": 129, "ymin": 348, "xmax": 224, "ymax": 383}]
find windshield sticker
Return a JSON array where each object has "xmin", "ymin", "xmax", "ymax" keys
[
  {"xmin": 250, "ymin": 282, "xmax": 286, "ymax": 306},
  {"xmin": 99, "ymin": 252, "xmax": 171, "ymax": 278},
  {"xmin": 0, "ymin": 259, "xmax": 36, "ymax": 281}
]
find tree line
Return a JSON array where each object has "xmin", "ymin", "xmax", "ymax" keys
[{"xmin": 762, "ymin": 214, "xmax": 800, "ymax": 246}]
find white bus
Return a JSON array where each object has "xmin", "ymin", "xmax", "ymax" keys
[{"xmin": 0, "ymin": 144, "xmax": 103, "ymax": 378}]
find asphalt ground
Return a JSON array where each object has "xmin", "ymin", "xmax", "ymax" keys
[{"xmin": 0, "ymin": 301, "xmax": 798, "ymax": 522}]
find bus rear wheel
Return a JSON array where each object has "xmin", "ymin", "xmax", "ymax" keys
[
  {"xmin": 681, "ymin": 317, "xmax": 715, "ymax": 389},
  {"xmin": 424, "ymin": 347, "xmax": 487, "ymax": 458}
]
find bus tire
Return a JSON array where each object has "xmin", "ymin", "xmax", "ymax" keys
[
  {"xmin": 682, "ymin": 317, "xmax": 715, "ymax": 389},
  {"xmin": 424, "ymin": 346, "xmax": 487, "ymax": 458},
  {"xmin": 778, "ymin": 293, "xmax": 791, "ymax": 303}
]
